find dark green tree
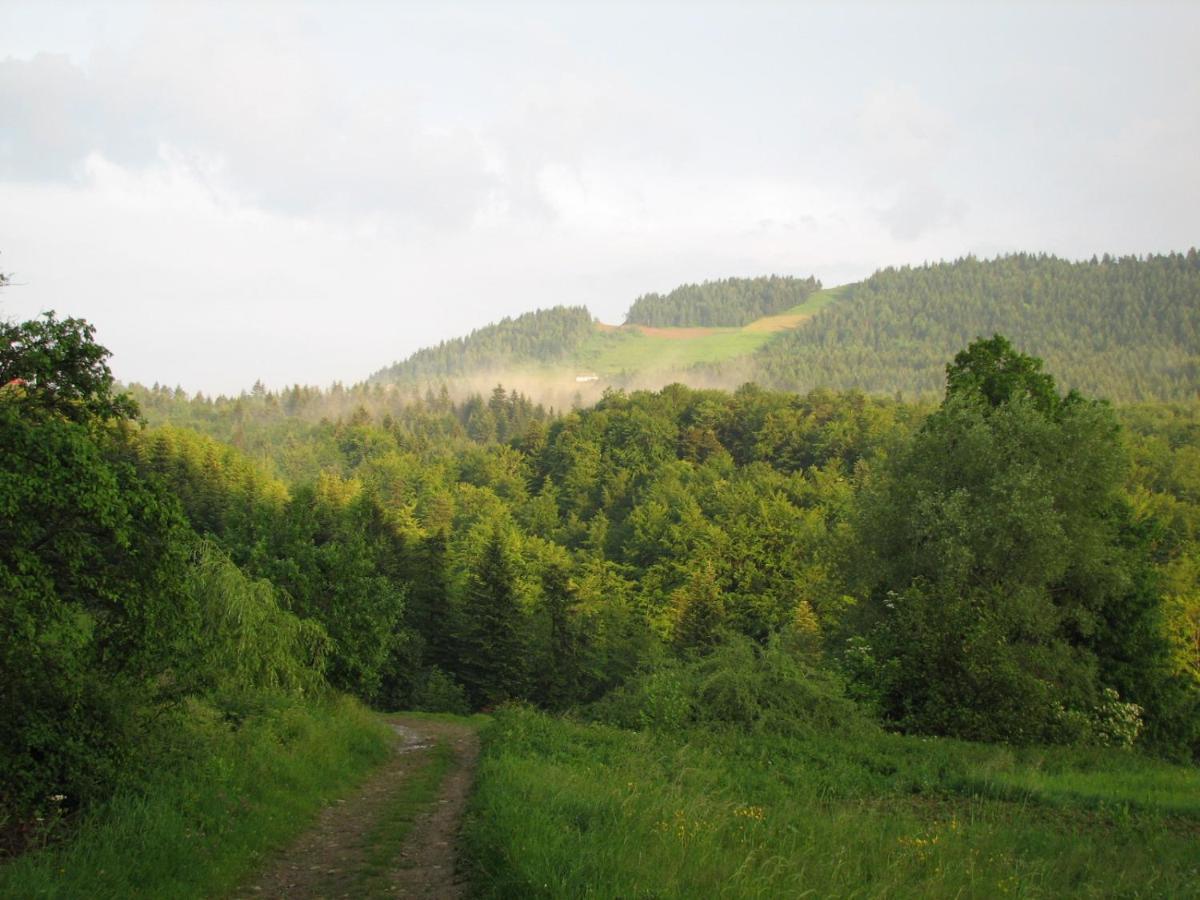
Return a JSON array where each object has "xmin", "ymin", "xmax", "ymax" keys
[
  {"xmin": 533, "ymin": 560, "xmax": 582, "ymax": 709},
  {"xmin": 673, "ymin": 561, "xmax": 726, "ymax": 656},
  {"xmin": 852, "ymin": 336, "xmax": 1176, "ymax": 745},
  {"xmin": 404, "ymin": 530, "xmax": 460, "ymax": 675},
  {"xmin": 459, "ymin": 528, "xmax": 527, "ymax": 706}
]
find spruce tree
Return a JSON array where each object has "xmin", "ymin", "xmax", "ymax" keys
[
  {"xmin": 460, "ymin": 528, "xmax": 526, "ymax": 706},
  {"xmin": 673, "ymin": 561, "xmax": 726, "ymax": 656},
  {"xmin": 535, "ymin": 561, "xmax": 581, "ymax": 709}
]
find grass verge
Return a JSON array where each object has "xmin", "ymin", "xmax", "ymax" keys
[
  {"xmin": 0, "ymin": 693, "xmax": 391, "ymax": 900},
  {"xmin": 463, "ymin": 706, "xmax": 1200, "ymax": 898}
]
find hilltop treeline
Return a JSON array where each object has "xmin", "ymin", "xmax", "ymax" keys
[
  {"xmin": 625, "ymin": 275, "xmax": 822, "ymax": 327},
  {"xmin": 371, "ymin": 306, "xmax": 594, "ymax": 384},
  {"xmin": 745, "ymin": 251, "xmax": 1200, "ymax": 403},
  {"xmin": 5, "ymin": 309, "xmax": 1200, "ymax": 856}
]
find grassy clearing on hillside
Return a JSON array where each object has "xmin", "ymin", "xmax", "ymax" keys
[
  {"xmin": 575, "ymin": 287, "xmax": 848, "ymax": 376},
  {"xmin": 579, "ymin": 328, "xmax": 774, "ymax": 375},
  {"xmin": 0, "ymin": 695, "xmax": 391, "ymax": 900},
  {"xmin": 463, "ymin": 707, "xmax": 1200, "ymax": 899}
]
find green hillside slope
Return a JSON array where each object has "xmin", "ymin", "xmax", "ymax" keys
[{"xmin": 743, "ymin": 251, "xmax": 1200, "ymax": 402}]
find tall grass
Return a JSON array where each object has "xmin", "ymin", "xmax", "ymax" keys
[
  {"xmin": 0, "ymin": 694, "xmax": 391, "ymax": 900},
  {"xmin": 464, "ymin": 707, "xmax": 1200, "ymax": 898}
]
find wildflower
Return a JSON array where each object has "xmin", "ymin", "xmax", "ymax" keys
[{"xmin": 734, "ymin": 805, "xmax": 765, "ymax": 821}]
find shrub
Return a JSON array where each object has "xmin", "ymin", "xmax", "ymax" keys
[
  {"xmin": 588, "ymin": 633, "xmax": 875, "ymax": 738},
  {"xmin": 411, "ymin": 667, "xmax": 471, "ymax": 715}
]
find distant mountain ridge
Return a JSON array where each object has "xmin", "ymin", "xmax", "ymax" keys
[{"xmin": 370, "ymin": 252, "xmax": 1200, "ymax": 403}]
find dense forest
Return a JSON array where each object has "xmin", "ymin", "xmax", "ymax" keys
[
  {"xmin": 624, "ymin": 275, "xmax": 823, "ymax": 327},
  {"xmin": 741, "ymin": 251, "xmax": 1200, "ymax": 403},
  {"xmin": 370, "ymin": 306, "xmax": 594, "ymax": 384}
]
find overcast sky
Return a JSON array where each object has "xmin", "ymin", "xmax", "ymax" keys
[{"xmin": 1, "ymin": 1, "xmax": 1197, "ymax": 394}]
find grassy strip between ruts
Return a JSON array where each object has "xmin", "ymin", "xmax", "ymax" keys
[
  {"xmin": 353, "ymin": 739, "xmax": 455, "ymax": 894},
  {"xmin": 462, "ymin": 706, "xmax": 1200, "ymax": 899},
  {"xmin": 0, "ymin": 693, "xmax": 392, "ymax": 900}
]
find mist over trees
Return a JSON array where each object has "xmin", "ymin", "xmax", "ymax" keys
[{"xmin": 371, "ymin": 306, "xmax": 594, "ymax": 384}]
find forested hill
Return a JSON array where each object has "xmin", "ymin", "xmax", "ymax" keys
[
  {"xmin": 625, "ymin": 275, "xmax": 822, "ymax": 327},
  {"xmin": 744, "ymin": 251, "xmax": 1200, "ymax": 403},
  {"xmin": 366, "ymin": 251, "xmax": 1198, "ymax": 404},
  {"xmin": 371, "ymin": 305, "xmax": 594, "ymax": 383}
]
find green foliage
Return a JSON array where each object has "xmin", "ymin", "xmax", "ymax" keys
[
  {"xmin": 0, "ymin": 312, "xmax": 344, "ymax": 842},
  {"xmin": 0, "ymin": 400, "xmax": 196, "ymax": 819},
  {"xmin": 263, "ymin": 475, "xmax": 408, "ymax": 703},
  {"xmin": 590, "ymin": 634, "xmax": 873, "ymax": 738},
  {"xmin": 409, "ymin": 667, "xmax": 471, "ymax": 716},
  {"xmin": 459, "ymin": 529, "xmax": 528, "ymax": 707},
  {"xmin": 0, "ymin": 312, "xmax": 138, "ymax": 422},
  {"xmin": 183, "ymin": 541, "xmax": 328, "ymax": 698},
  {"xmin": 625, "ymin": 275, "xmax": 821, "ymax": 327},
  {"xmin": 670, "ymin": 562, "xmax": 726, "ymax": 655}
]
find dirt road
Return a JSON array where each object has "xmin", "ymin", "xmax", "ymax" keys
[{"xmin": 233, "ymin": 717, "xmax": 479, "ymax": 899}]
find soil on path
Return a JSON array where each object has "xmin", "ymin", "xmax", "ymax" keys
[{"xmin": 233, "ymin": 717, "xmax": 480, "ymax": 900}]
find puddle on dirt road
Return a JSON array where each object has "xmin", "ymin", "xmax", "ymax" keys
[{"xmin": 390, "ymin": 722, "xmax": 435, "ymax": 753}]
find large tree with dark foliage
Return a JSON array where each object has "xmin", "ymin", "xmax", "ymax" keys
[{"xmin": 852, "ymin": 335, "xmax": 1188, "ymax": 748}]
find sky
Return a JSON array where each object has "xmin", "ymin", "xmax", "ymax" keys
[{"xmin": 1, "ymin": 1, "xmax": 1197, "ymax": 395}]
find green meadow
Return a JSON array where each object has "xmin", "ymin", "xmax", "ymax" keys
[
  {"xmin": 573, "ymin": 287, "xmax": 848, "ymax": 376},
  {"xmin": 464, "ymin": 706, "xmax": 1200, "ymax": 899}
]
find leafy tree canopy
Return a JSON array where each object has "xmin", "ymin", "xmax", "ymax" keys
[{"xmin": 1, "ymin": 311, "xmax": 138, "ymax": 422}]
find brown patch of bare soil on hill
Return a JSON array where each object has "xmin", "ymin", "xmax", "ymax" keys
[{"xmin": 233, "ymin": 717, "xmax": 479, "ymax": 900}]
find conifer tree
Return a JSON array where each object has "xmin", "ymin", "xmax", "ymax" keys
[
  {"xmin": 673, "ymin": 561, "xmax": 726, "ymax": 655},
  {"xmin": 405, "ymin": 530, "xmax": 459, "ymax": 675},
  {"xmin": 535, "ymin": 560, "xmax": 581, "ymax": 708},
  {"xmin": 460, "ymin": 527, "xmax": 527, "ymax": 706}
]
